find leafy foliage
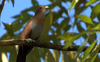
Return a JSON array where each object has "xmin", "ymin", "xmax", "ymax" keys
[{"xmin": 0, "ymin": 0, "xmax": 100, "ymax": 62}]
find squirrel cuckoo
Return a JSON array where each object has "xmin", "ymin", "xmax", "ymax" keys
[{"xmin": 16, "ymin": 5, "xmax": 48, "ymax": 62}]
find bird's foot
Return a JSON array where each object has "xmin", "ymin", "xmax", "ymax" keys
[{"xmin": 24, "ymin": 38, "xmax": 33, "ymax": 43}]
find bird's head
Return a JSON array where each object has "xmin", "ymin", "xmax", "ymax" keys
[{"xmin": 35, "ymin": 5, "xmax": 49, "ymax": 15}]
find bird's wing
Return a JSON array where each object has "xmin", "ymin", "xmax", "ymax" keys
[{"xmin": 19, "ymin": 19, "xmax": 32, "ymax": 39}]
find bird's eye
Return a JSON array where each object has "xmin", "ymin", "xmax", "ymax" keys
[{"xmin": 39, "ymin": 7, "xmax": 42, "ymax": 10}]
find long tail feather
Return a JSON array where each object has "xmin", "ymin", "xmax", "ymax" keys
[{"xmin": 16, "ymin": 46, "xmax": 33, "ymax": 62}]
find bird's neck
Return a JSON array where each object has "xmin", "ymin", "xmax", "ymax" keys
[{"xmin": 32, "ymin": 13, "xmax": 45, "ymax": 27}]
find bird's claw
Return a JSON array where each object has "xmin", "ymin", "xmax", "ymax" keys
[{"xmin": 24, "ymin": 38, "xmax": 33, "ymax": 43}]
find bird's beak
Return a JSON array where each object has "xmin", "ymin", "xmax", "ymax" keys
[{"xmin": 45, "ymin": 6, "xmax": 49, "ymax": 9}]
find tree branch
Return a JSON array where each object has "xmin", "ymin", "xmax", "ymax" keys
[
  {"xmin": 0, "ymin": 39, "xmax": 99, "ymax": 52},
  {"xmin": 0, "ymin": 0, "xmax": 6, "ymax": 15}
]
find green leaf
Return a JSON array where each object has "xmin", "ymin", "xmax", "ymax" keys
[
  {"xmin": 64, "ymin": 31, "xmax": 86, "ymax": 49},
  {"xmin": 91, "ymin": 3, "xmax": 100, "ymax": 19},
  {"xmin": 88, "ymin": 33, "xmax": 96, "ymax": 44},
  {"xmin": 38, "ymin": 48, "xmax": 48, "ymax": 60},
  {"xmin": 92, "ymin": 3, "xmax": 100, "ymax": 14},
  {"xmin": 0, "ymin": 33, "xmax": 10, "ymax": 40},
  {"xmin": 45, "ymin": 50, "xmax": 55, "ymax": 62},
  {"xmin": 57, "ymin": 33, "xmax": 78, "ymax": 41},
  {"xmin": 26, "ymin": 47, "xmax": 40, "ymax": 62},
  {"xmin": 12, "ymin": 15, "xmax": 20, "ymax": 18},
  {"xmin": 1, "ymin": 52, "xmax": 9, "ymax": 62},
  {"xmin": 53, "ymin": 50, "xmax": 60, "ymax": 62},
  {"xmin": 43, "ymin": 12, "xmax": 53, "ymax": 34},
  {"xmin": 61, "ymin": 51, "xmax": 70, "ymax": 62},
  {"xmin": 12, "ymin": 14, "xmax": 32, "ymax": 32},
  {"xmin": 77, "ymin": 22, "xmax": 85, "ymax": 32},
  {"xmin": 89, "ymin": 44, "xmax": 100, "ymax": 62},
  {"xmin": 97, "ymin": 14, "xmax": 100, "ymax": 22},
  {"xmin": 85, "ymin": 0, "xmax": 97, "ymax": 6},
  {"xmin": 72, "ymin": 38, "xmax": 88, "ymax": 62},
  {"xmin": 76, "ymin": 15, "xmax": 94, "ymax": 25},
  {"xmin": 11, "ymin": 0, "xmax": 14, "ymax": 7},
  {"xmin": 0, "ymin": 46, "xmax": 17, "ymax": 62},
  {"xmin": 69, "ymin": 0, "xmax": 79, "ymax": 12},
  {"xmin": 32, "ymin": 0, "xmax": 39, "ymax": 6},
  {"xmin": 39, "ymin": 35, "xmax": 52, "ymax": 42},
  {"xmin": 87, "ymin": 23, "xmax": 100, "ymax": 31},
  {"xmin": 2, "ymin": 22, "xmax": 14, "ymax": 37},
  {"xmin": 9, "ymin": 46, "xmax": 17, "ymax": 62},
  {"xmin": 81, "ymin": 39, "xmax": 98, "ymax": 62},
  {"xmin": 77, "ymin": 22, "xmax": 87, "ymax": 39},
  {"xmin": 0, "ymin": 50, "xmax": 8, "ymax": 62},
  {"xmin": 83, "ymin": 43, "xmax": 100, "ymax": 62},
  {"xmin": 64, "ymin": 25, "xmax": 71, "ymax": 32},
  {"xmin": 94, "ymin": 54, "xmax": 100, "ymax": 62},
  {"xmin": 56, "ymin": 18, "xmax": 70, "ymax": 34}
]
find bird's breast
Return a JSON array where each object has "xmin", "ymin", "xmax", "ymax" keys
[{"xmin": 29, "ymin": 21, "xmax": 43, "ymax": 40}]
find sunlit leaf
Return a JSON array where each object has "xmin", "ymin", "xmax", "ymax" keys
[
  {"xmin": 89, "ymin": 43, "xmax": 100, "ymax": 61},
  {"xmin": 93, "ymin": 54, "xmax": 100, "ymax": 62},
  {"xmin": 85, "ymin": 0, "xmax": 97, "ymax": 6},
  {"xmin": 1, "ymin": 52, "xmax": 8, "ymax": 62},
  {"xmin": 0, "ymin": 46, "xmax": 17, "ymax": 62},
  {"xmin": 43, "ymin": 12, "xmax": 53, "ymax": 34},
  {"xmin": 76, "ymin": 15, "xmax": 94, "ymax": 25},
  {"xmin": 87, "ymin": 23, "xmax": 100, "ymax": 31},
  {"xmin": 72, "ymin": 38, "xmax": 88, "ymax": 62},
  {"xmin": 92, "ymin": 3, "xmax": 100, "ymax": 14},
  {"xmin": 83, "ymin": 43, "xmax": 100, "ymax": 62},
  {"xmin": 57, "ymin": 33, "xmax": 78, "ymax": 41},
  {"xmin": 81, "ymin": 38, "xmax": 98, "ymax": 62},
  {"xmin": 61, "ymin": 51, "xmax": 70, "ymax": 62},
  {"xmin": 45, "ymin": 50, "xmax": 55, "ymax": 62},
  {"xmin": 68, "ymin": 51, "xmax": 73, "ymax": 60},
  {"xmin": 91, "ymin": 3, "xmax": 100, "ymax": 19},
  {"xmin": 53, "ymin": 50, "xmax": 60, "ymax": 62},
  {"xmin": 64, "ymin": 31, "xmax": 86, "ymax": 49},
  {"xmin": 69, "ymin": 0, "xmax": 79, "ymax": 12}
]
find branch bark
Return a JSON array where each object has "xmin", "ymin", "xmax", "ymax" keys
[{"xmin": 0, "ymin": 39, "xmax": 99, "ymax": 52}]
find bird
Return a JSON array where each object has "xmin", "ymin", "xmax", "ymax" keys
[{"xmin": 16, "ymin": 5, "xmax": 48, "ymax": 62}]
